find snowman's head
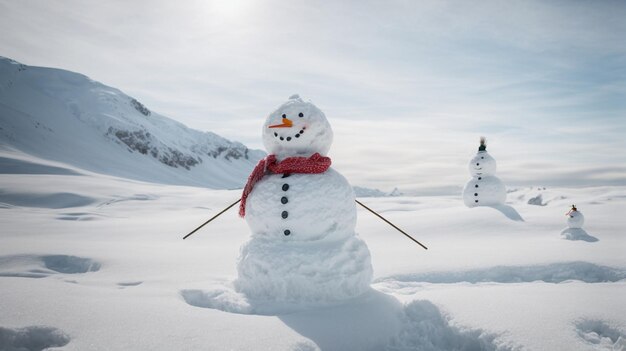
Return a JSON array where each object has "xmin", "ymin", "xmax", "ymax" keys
[
  {"xmin": 262, "ymin": 95, "xmax": 333, "ymax": 159},
  {"xmin": 469, "ymin": 151, "xmax": 497, "ymax": 176}
]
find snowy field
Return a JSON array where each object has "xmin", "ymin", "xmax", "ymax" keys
[{"xmin": 1, "ymin": 151, "xmax": 625, "ymax": 351}]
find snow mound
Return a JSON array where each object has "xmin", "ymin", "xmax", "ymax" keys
[
  {"xmin": 181, "ymin": 285, "xmax": 253, "ymax": 314},
  {"xmin": 561, "ymin": 228, "xmax": 599, "ymax": 242},
  {"xmin": 486, "ymin": 204, "xmax": 524, "ymax": 221},
  {"xmin": 377, "ymin": 262, "xmax": 626, "ymax": 285},
  {"xmin": 575, "ymin": 319, "xmax": 626, "ymax": 350},
  {"xmin": 507, "ymin": 187, "xmax": 568, "ymax": 206},
  {"xmin": 0, "ymin": 325, "xmax": 70, "ymax": 351},
  {"xmin": 527, "ymin": 194, "xmax": 545, "ymax": 206}
]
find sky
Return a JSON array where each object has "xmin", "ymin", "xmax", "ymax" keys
[{"xmin": 1, "ymin": 0, "xmax": 625, "ymax": 193}]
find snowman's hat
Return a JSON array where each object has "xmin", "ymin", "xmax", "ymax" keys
[
  {"xmin": 571, "ymin": 204, "xmax": 577, "ymax": 211},
  {"xmin": 478, "ymin": 136, "xmax": 487, "ymax": 152}
]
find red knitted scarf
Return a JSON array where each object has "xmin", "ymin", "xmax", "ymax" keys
[{"xmin": 239, "ymin": 153, "xmax": 331, "ymax": 217}]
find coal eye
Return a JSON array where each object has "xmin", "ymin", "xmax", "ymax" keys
[
  {"xmin": 298, "ymin": 112, "xmax": 304, "ymax": 117},
  {"xmin": 282, "ymin": 114, "xmax": 286, "ymax": 118},
  {"xmin": 481, "ymin": 157, "xmax": 484, "ymax": 159}
]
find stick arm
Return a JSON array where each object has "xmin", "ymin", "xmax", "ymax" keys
[{"xmin": 355, "ymin": 199, "xmax": 428, "ymax": 250}]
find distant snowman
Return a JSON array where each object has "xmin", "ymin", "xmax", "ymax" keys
[
  {"xmin": 462, "ymin": 137, "xmax": 506, "ymax": 207},
  {"xmin": 561, "ymin": 205, "xmax": 597, "ymax": 242},
  {"xmin": 235, "ymin": 95, "xmax": 373, "ymax": 303},
  {"xmin": 565, "ymin": 205, "xmax": 584, "ymax": 229}
]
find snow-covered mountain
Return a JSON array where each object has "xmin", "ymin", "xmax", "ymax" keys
[{"xmin": 0, "ymin": 56, "xmax": 264, "ymax": 189}]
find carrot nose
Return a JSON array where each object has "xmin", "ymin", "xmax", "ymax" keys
[{"xmin": 269, "ymin": 117, "xmax": 293, "ymax": 128}]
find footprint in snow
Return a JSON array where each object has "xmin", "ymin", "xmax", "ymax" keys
[
  {"xmin": 576, "ymin": 319, "xmax": 626, "ymax": 350},
  {"xmin": 117, "ymin": 281, "xmax": 143, "ymax": 288},
  {"xmin": 56, "ymin": 212, "xmax": 101, "ymax": 221},
  {"xmin": 0, "ymin": 254, "xmax": 101, "ymax": 279},
  {"xmin": 0, "ymin": 325, "xmax": 70, "ymax": 351}
]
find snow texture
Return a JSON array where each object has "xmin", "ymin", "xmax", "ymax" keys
[
  {"xmin": 387, "ymin": 300, "xmax": 508, "ymax": 351},
  {"xmin": 463, "ymin": 151, "xmax": 506, "ymax": 207},
  {"xmin": 238, "ymin": 96, "xmax": 373, "ymax": 303}
]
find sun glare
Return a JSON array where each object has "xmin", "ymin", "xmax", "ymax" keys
[{"xmin": 208, "ymin": 0, "xmax": 250, "ymax": 19}]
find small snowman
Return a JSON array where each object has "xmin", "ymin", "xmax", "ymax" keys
[
  {"xmin": 462, "ymin": 137, "xmax": 506, "ymax": 207},
  {"xmin": 565, "ymin": 205, "xmax": 584, "ymax": 228},
  {"xmin": 561, "ymin": 205, "xmax": 597, "ymax": 241},
  {"xmin": 235, "ymin": 95, "xmax": 373, "ymax": 303}
]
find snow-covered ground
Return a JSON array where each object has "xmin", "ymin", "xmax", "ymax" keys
[{"xmin": 1, "ymin": 151, "xmax": 624, "ymax": 351}]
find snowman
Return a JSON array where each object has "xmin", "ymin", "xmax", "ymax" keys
[
  {"xmin": 560, "ymin": 204, "xmax": 597, "ymax": 241},
  {"xmin": 565, "ymin": 205, "xmax": 584, "ymax": 229},
  {"xmin": 235, "ymin": 95, "xmax": 373, "ymax": 303},
  {"xmin": 462, "ymin": 137, "xmax": 506, "ymax": 207}
]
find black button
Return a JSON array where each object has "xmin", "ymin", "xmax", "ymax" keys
[
  {"xmin": 281, "ymin": 197, "xmax": 288, "ymax": 204},
  {"xmin": 282, "ymin": 173, "xmax": 291, "ymax": 178},
  {"xmin": 475, "ymin": 200, "xmax": 479, "ymax": 203},
  {"xmin": 478, "ymin": 177, "xmax": 482, "ymax": 180},
  {"xmin": 282, "ymin": 184, "xmax": 289, "ymax": 191},
  {"xmin": 474, "ymin": 193, "xmax": 478, "ymax": 196},
  {"xmin": 282, "ymin": 211, "xmax": 288, "ymax": 219},
  {"xmin": 475, "ymin": 185, "xmax": 478, "ymax": 188},
  {"xmin": 284, "ymin": 229, "xmax": 291, "ymax": 236}
]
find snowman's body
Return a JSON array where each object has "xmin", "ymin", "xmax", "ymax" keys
[
  {"xmin": 567, "ymin": 210, "xmax": 584, "ymax": 229},
  {"xmin": 462, "ymin": 148, "xmax": 506, "ymax": 207},
  {"xmin": 245, "ymin": 170, "xmax": 355, "ymax": 242},
  {"xmin": 463, "ymin": 175, "xmax": 506, "ymax": 207},
  {"xmin": 235, "ymin": 95, "xmax": 373, "ymax": 303}
]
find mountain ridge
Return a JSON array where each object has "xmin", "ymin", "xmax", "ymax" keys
[{"xmin": 0, "ymin": 56, "xmax": 264, "ymax": 189}]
